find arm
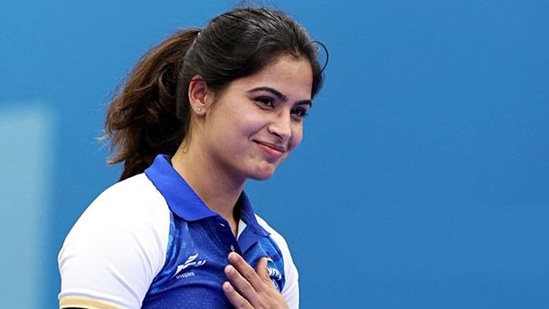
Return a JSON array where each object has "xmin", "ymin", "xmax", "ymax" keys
[{"xmin": 58, "ymin": 177, "xmax": 170, "ymax": 308}]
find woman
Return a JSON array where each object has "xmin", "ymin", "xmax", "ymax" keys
[{"xmin": 58, "ymin": 6, "xmax": 325, "ymax": 309}]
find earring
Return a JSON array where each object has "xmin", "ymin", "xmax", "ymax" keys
[{"xmin": 196, "ymin": 107, "xmax": 202, "ymax": 112}]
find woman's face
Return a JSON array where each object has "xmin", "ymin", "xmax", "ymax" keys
[{"xmin": 201, "ymin": 55, "xmax": 313, "ymax": 182}]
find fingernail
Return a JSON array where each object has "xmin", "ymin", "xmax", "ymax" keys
[
  {"xmin": 223, "ymin": 282, "xmax": 234, "ymax": 292},
  {"xmin": 228, "ymin": 252, "xmax": 238, "ymax": 262}
]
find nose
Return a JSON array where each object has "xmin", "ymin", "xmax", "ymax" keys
[{"xmin": 267, "ymin": 110, "xmax": 292, "ymax": 142}]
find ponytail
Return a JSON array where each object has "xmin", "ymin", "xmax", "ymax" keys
[
  {"xmin": 104, "ymin": 29, "xmax": 200, "ymax": 181},
  {"xmin": 104, "ymin": 7, "xmax": 326, "ymax": 182}
]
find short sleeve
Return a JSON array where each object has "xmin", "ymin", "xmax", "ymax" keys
[{"xmin": 58, "ymin": 175, "xmax": 171, "ymax": 309}]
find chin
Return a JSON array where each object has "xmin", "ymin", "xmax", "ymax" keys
[
  {"xmin": 248, "ymin": 167, "xmax": 277, "ymax": 181},
  {"xmin": 249, "ymin": 172, "xmax": 275, "ymax": 181}
]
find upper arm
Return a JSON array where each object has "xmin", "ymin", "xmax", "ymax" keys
[{"xmin": 58, "ymin": 177, "xmax": 170, "ymax": 308}]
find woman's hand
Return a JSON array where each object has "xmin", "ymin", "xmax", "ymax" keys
[{"xmin": 223, "ymin": 252, "xmax": 289, "ymax": 309}]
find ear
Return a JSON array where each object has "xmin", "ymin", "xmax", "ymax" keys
[{"xmin": 188, "ymin": 75, "xmax": 213, "ymax": 116}]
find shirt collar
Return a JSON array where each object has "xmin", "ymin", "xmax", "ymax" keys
[{"xmin": 144, "ymin": 154, "xmax": 268, "ymax": 238}]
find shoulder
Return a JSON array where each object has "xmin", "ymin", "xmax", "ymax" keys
[
  {"xmin": 79, "ymin": 174, "xmax": 170, "ymax": 225},
  {"xmin": 254, "ymin": 215, "xmax": 290, "ymax": 251},
  {"xmin": 58, "ymin": 173, "xmax": 172, "ymax": 308},
  {"xmin": 62, "ymin": 173, "xmax": 171, "ymax": 259},
  {"xmin": 254, "ymin": 215, "xmax": 300, "ymax": 308},
  {"xmin": 94, "ymin": 173, "xmax": 165, "ymax": 208}
]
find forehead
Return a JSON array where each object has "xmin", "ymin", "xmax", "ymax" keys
[{"xmin": 231, "ymin": 55, "xmax": 314, "ymax": 100}]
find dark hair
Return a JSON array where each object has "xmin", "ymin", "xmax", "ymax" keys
[{"xmin": 104, "ymin": 7, "xmax": 326, "ymax": 180}]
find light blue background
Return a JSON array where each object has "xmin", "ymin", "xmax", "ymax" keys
[{"xmin": 1, "ymin": 0, "xmax": 548, "ymax": 308}]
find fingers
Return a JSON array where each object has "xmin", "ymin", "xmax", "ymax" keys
[
  {"xmin": 254, "ymin": 256, "xmax": 272, "ymax": 283},
  {"xmin": 222, "ymin": 281, "xmax": 252, "ymax": 309},
  {"xmin": 224, "ymin": 253, "xmax": 261, "ymax": 304},
  {"xmin": 223, "ymin": 252, "xmax": 289, "ymax": 309},
  {"xmin": 228, "ymin": 252, "xmax": 268, "ymax": 286}
]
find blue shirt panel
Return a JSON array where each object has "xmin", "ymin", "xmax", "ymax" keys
[{"xmin": 142, "ymin": 155, "xmax": 286, "ymax": 308}]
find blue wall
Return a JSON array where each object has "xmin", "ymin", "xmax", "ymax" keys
[{"xmin": 1, "ymin": 1, "xmax": 548, "ymax": 308}]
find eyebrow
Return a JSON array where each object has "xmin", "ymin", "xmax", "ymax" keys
[{"xmin": 247, "ymin": 86, "xmax": 313, "ymax": 107}]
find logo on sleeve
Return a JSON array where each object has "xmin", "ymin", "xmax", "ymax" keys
[{"xmin": 173, "ymin": 253, "xmax": 206, "ymax": 279}]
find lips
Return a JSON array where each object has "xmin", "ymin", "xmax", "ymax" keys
[{"xmin": 254, "ymin": 140, "xmax": 287, "ymax": 158}]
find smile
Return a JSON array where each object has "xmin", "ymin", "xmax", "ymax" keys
[{"xmin": 255, "ymin": 141, "xmax": 286, "ymax": 159}]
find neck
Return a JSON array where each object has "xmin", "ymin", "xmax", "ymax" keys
[{"xmin": 171, "ymin": 145, "xmax": 245, "ymax": 231}]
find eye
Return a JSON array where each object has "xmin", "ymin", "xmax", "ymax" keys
[
  {"xmin": 254, "ymin": 96, "xmax": 275, "ymax": 108},
  {"xmin": 291, "ymin": 106, "xmax": 310, "ymax": 119}
]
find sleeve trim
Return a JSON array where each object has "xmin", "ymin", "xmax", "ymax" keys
[{"xmin": 60, "ymin": 296, "xmax": 122, "ymax": 309}]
